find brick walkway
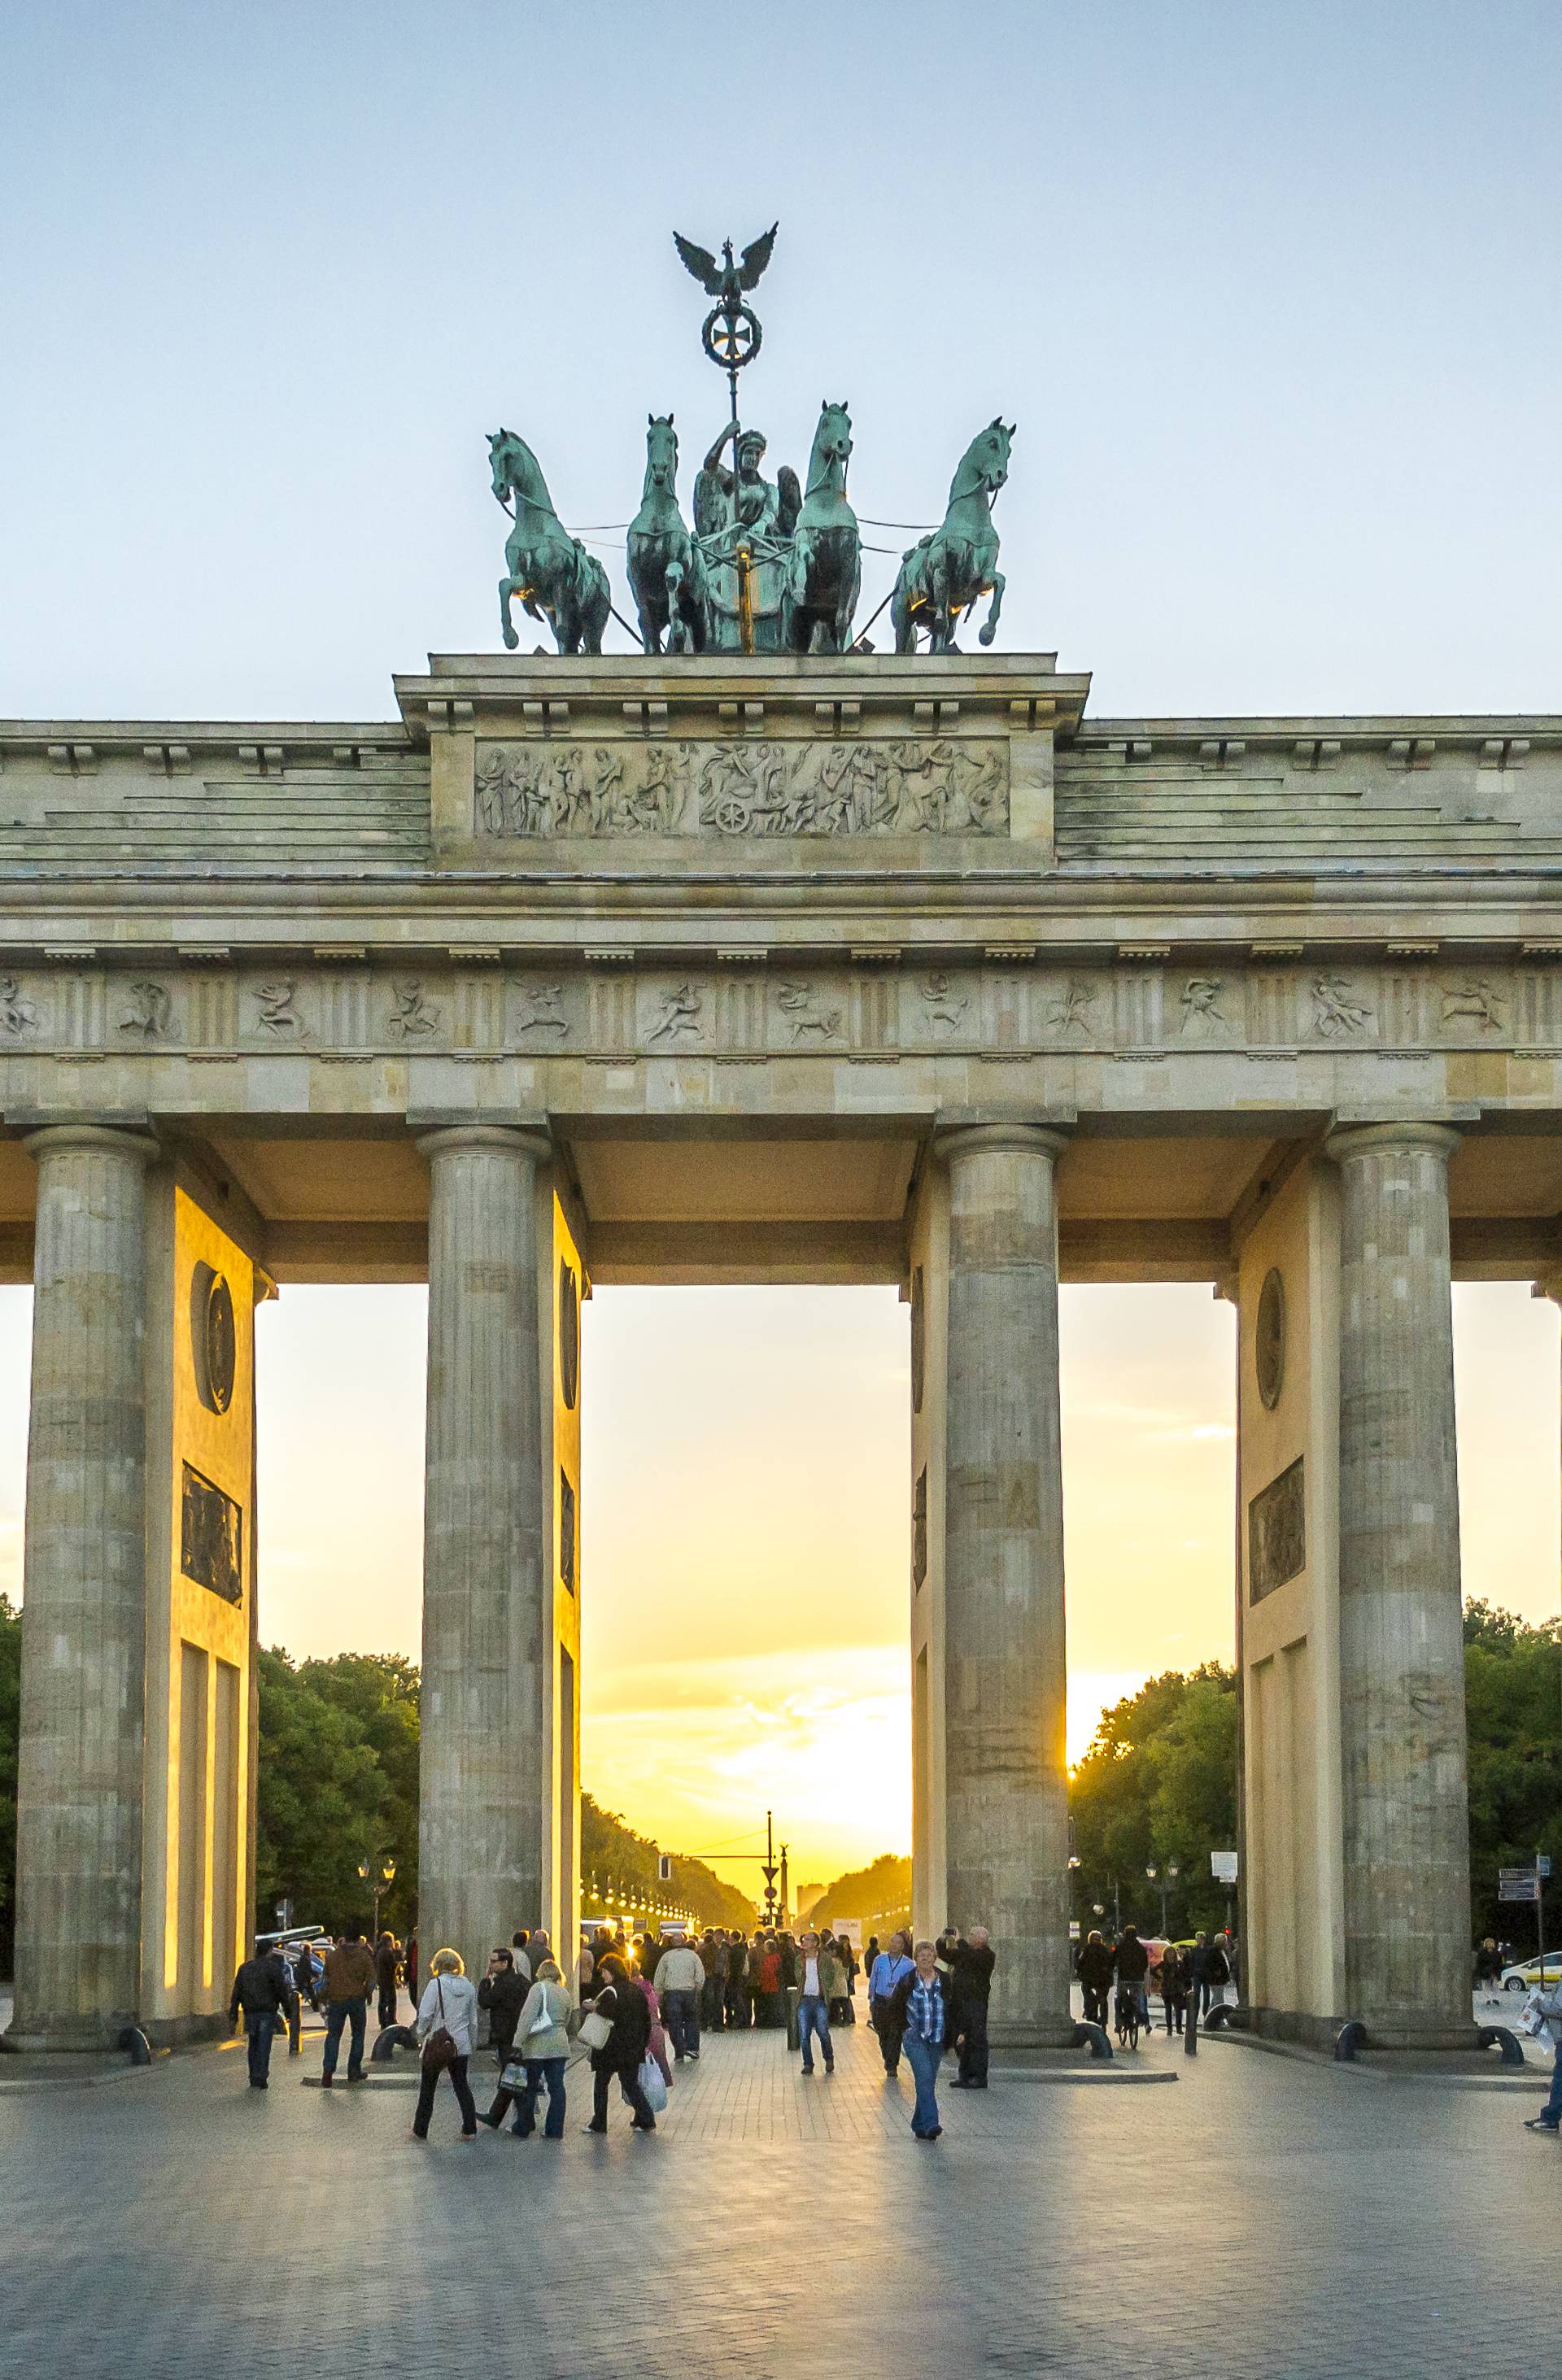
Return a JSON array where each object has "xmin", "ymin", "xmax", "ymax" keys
[{"xmin": 2, "ymin": 2012, "xmax": 1560, "ymax": 2375}]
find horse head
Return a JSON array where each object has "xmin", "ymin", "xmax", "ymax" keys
[
  {"xmin": 809, "ymin": 399, "xmax": 853, "ymax": 487},
  {"xmin": 950, "ymin": 416, "xmax": 1015, "ymax": 505},
  {"xmin": 644, "ymin": 412, "xmax": 679, "ymax": 498},
  {"xmin": 488, "ymin": 427, "xmax": 554, "ymax": 519}
]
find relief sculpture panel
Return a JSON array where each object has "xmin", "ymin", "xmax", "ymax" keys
[{"xmin": 474, "ymin": 737, "xmax": 1010, "ymax": 838}]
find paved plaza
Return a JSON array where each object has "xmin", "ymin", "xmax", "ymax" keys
[{"xmin": 3, "ymin": 2012, "xmax": 1559, "ymax": 2377}]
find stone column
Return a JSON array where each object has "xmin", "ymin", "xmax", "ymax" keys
[
  {"xmin": 1325, "ymin": 1121, "xmax": 1474, "ymax": 2046},
  {"xmin": 10, "ymin": 1122, "xmax": 159, "ymax": 2049},
  {"xmin": 934, "ymin": 1119, "xmax": 1073, "ymax": 2047},
  {"xmin": 417, "ymin": 1123, "xmax": 551, "ymax": 1976}
]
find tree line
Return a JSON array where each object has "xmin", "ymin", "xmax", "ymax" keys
[{"xmin": 0, "ymin": 1600, "xmax": 1555, "ymax": 1974}]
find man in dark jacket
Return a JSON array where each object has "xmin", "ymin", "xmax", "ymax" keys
[
  {"xmin": 943, "ymin": 1926, "xmax": 997, "ymax": 2089},
  {"xmin": 725, "ymin": 1931, "xmax": 749, "ymax": 2028},
  {"xmin": 478, "ymin": 1948, "xmax": 528, "ymax": 2061},
  {"xmin": 1076, "ymin": 1930, "xmax": 1114, "ymax": 2031},
  {"xmin": 229, "ymin": 1946, "xmax": 295, "ymax": 2089},
  {"xmin": 373, "ymin": 1932, "xmax": 399, "ymax": 2029},
  {"xmin": 1114, "ymin": 1924, "xmax": 1151, "ymax": 2029},
  {"xmin": 320, "ymin": 1929, "xmax": 377, "ymax": 2084},
  {"xmin": 1186, "ymin": 1931, "xmax": 1230, "ymax": 2020}
]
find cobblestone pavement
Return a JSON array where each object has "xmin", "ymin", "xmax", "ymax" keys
[{"xmin": 3, "ymin": 2012, "xmax": 1560, "ymax": 2378}]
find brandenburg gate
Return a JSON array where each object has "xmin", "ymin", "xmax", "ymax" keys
[{"xmin": 4, "ymin": 231, "xmax": 1555, "ymax": 2060}]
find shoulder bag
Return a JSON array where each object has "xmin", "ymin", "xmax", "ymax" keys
[{"xmin": 421, "ymin": 1975, "xmax": 459, "ymax": 2072}]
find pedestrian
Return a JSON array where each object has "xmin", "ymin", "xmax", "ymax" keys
[
  {"xmin": 892, "ymin": 1942, "xmax": 947, "ymax": 2141},
  {"xmin": 229, "ymin": 1942, "xmax": 295, "ymax": 2089},
  {"xmin": 1474, "ymin": 1938, "xmax": 1504, "ymax": 2006},
  {"xmin": 482, "ymin": 1958, "xmax": 574, "ymax": 2138},
  {"xmin": 700, "ymin": 1929, "xmax": 726, "ymax": 2033},
  {"xmin": 1186, "ymin": 1930, "xmax": 1228, "ymax": 2021},
  {"xmin": 944, "ymin": 1925, "xmax": 996, "ymax": 2087},
  {"xmin": 637, "ymin": 1968, "xmax": 673, "ymax": 2085},
  {"xmin": 795, "ymin": 1929, "xmax": 840, "ymax": 2076},
  {"xmin": 869, "ymin": 1929, "xmax": 916, "ymax": 2076},
  {"xmin": 655, "ymin": 1932, "xmax": 705, "ymax": 2063},
  {"xmin": 407, "ymin": 1933, "xmax": 417, "ymax": 1998},
  {"xmin": 320, "ymin": 1926, "xmax": 377, "ymax": 2086},
  {"xmin": 582, "ymin": 1952, "xmax": 658, "ymax": 2134},
  {"xmin": 832, "ymin": 1933, "xmax": 858, "ymax": 2025},
  {"xmin": 411, "ymin": 1947, "xmax": 479, "ymax": 2142},
  {"xmin": 757, "ymin": 1935, "xmax": 785, "ymax": 2028},
  {"xmin": 1157, "ymin": 1941, "xmax": 1187, "ymax": 2037},
  {"xmin": 576, "ymin": 1934, "xmax": 597, "ymax": 2001},
  {"xmin": 293, "ymin": 1938, "xmax": 321, "ymax": 2012},
  {"xmin": 725, "ymin": 1929, "xmax": 749, "ymax": 2028},
  {"xmin": 373, "ymin": 1931, "xmax": 399, "ymax": 2030},
  {"xmin": 1113, "ymin": 1924, "xmax": 1151, "ymax": 2033},
  {"xmin": 477, "ymin": 1946, "xmax": 527, "ymax": 2065},
  {"xmin": 1076, "ymin": 1929, "xmax": 1113, "ymax": 2032},
  {"xmin": 1521, "ymin": 1978, "xmax": 1562, "ymax": 2136},
  {"xmin": 511, "ymin": 1929, "xmax": 533, "ymax": 1983}
]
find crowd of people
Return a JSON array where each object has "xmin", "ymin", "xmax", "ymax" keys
[
  {"xmin": 228, "ymin": 1911, "xmax": 996, "ymax": 2144},
  {"xmin": 1073, "ymin": 1924, "xmax": 1235, "ymax": 2040}
]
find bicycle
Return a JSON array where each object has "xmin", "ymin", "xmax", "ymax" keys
[{"xmin": 1114, "ymin": 1983, "xmax": 1142, "ymax": 2049}]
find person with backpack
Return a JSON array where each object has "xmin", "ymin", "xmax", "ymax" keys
[
  {"xmin": 228, "ymin": 1943, "xmax": 295, "ymax": 2089},
  {"xmin": 411, "ymin": 1947, "xmax": 479, "ymax": 2142},
  {"xmin": 1521, "ymin": 1981, "xmax": 1562, "ymax": 2135}
]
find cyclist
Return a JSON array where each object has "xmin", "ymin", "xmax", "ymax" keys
[{"xmin": 1113, "ymin": 1924, "xmax": 1151, "ymax": 2039}]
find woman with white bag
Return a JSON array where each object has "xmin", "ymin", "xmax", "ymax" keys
[
  {"xmin": 480, "ymin": 1959, "xmax": 574, "ymax": 2138},
  {"xmin": 579, "ymin": 1952, "xmax": 659, "ymax": 2134},
  {"xmin": 1521, "ymin": 1981, "xmax": 1562, "ymax": 2135}
]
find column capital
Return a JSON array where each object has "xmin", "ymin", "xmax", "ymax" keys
[
  {"xmin": 933, "ymin": 1114, "xmax": 1071, "ymax": 1168},
  {"xmin": 414, "ymin": 1118, "xmax": 552, "ymax": 1166},
  {"xmin": 23, "ymin": 1119, "xmax": 160, "ymax": 1167},
  {"xmin": 1324, "ymin": 1118, "xmax": 1462, "ymax": 1167}
]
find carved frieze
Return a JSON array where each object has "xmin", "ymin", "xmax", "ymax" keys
[{"xmin": 473, "ymin": 736, "xmax": 1010, "ymax": 838}]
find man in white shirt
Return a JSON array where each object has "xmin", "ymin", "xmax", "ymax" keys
[{"xmin": 654, "ymin": 1937, "xmax": 706, "ymax": 2062}]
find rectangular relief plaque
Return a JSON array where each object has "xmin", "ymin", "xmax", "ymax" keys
[
  {"xmin": 1248, "ymin": 1457, "xmax": 1305, "ymax": 1603},
  {"xmin": 181, "ymin": 1461, "xmax": 243, "ymax": 1606}
]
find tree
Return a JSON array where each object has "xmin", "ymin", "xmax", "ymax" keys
[
  {"xmin": 797, "ymin": 1854, "xmax": 911, "ymax": 1938},
  {"xmin": 1464, "ymin": 1598, "xmax": 1562, "ymax": 1942},
  {"xmin": 254, "ymin": 1647, "xmax": 419, "ymax": 1938},
  {"xmin": 1067, "ymin": 1665, "xmax": 1238, "ymax": 1937},
  {"xmin": 581, "ymin": 1795, "xmax": 755, "ymax": 1933}
]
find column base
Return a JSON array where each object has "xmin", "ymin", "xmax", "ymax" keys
[
  {"xmin": 987, "ymin": 2013, "xmax": 1084, "ymax": 2053},
  {"xmin": 1241, "ymin": 2003, "xmax": 1494, "ymax": 2058}
]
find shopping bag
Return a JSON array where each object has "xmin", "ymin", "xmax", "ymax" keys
[{"xmin": 637, "ymin": 2053, "xmax": 669, "ymax": 2112}]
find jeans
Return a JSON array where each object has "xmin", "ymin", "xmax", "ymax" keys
[
  {"xmin": 244, "ymin": 2012, "xmax": 277, "ymax": 2085},
  {"xmin": 956, "ymin": 1999, "xmax": 988, "ymax": 2086},
  {"xmin": 591, "ymin": 2058, "xmax": 656, "ymax": 2129},
  {"xmin": 1540, "ymin": 2040, "xmax": 1562, "ymax": 2128},
  {"xmin": 413, "ymin": 2052, "xmax": 477, "ymax": 2137},
  {"xmin": 903, "ymin": 2030, "xmax": 942, "ymax": 2135},
  {"xmin": 797, "ymin": 1994, "xmax": 834, "ymax": 2072},
  {"xmin": 701, "ymin": 1975, "xmax": 725, "ymax": 2031},
  {"xmin": 322, "ymin": 1995, "xmax": 368, "ymax": 2079},
  {"xmin": 377, "ymin": 1981, "xmax": 396, "ymax": 2029},
  {"xmin": 1081, "ymin": 1984, "xmax": 1109, "ymax": 2030},
  {"xmin": 661, "ymin": 1988, "xmax": 699, "ymax": 2060},
  {"xmin": 515, "ymin": 2055, "xmax": 567, "ymax": 2138}
]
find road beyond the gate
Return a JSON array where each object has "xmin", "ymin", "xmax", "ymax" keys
[{"xmin": 2, "ymin": 2014, "xmax": 1559, "ymax": 2375}]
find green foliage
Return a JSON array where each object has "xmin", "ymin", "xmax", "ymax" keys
[
  {"xmin": 1067, "ymin": 1665, "xmax": 1238, "ymax": 1937},
  {"xmin": 1464, "ymin": 1598, "xmax": 1562, "ymax": 1941},
  {"xmin": 255, "ymin": 1646, "xmax": 420, "ymax": 1938},
  {"xmin": 797, "ymin": 1853, "xmax": 911, "ymax": 1938},
  {"xmin": 581, "ymin": 1795, "xmax": 755, "ymax": 1933},
  {"xmin": 0, "ymin": 1595, "xmax": 19, "ymax": 1973}
]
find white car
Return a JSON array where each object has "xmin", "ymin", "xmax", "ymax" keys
[{"xmin": 1500, "ymin": 1952, "xmax": 1562, "ymax": 1991}]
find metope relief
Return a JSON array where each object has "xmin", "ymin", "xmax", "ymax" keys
[
  {"xmin": 1309, "ymin": 974, "xmax": 1374, "ymax": 1040},
  {"xmin": 775, "ymin": 983, "xmax": 844, "ymax": 1042},
  {"xmin": 118, "ymin": 980, "xmax": 172, "ymax": 1042},
  {"xmin": 388, "ymin": 980, "xmax": 441, "ymax": 1039},
  {"xmin": 1439, "ymin": 976, "xmax": 1508, "ymax": 1035},
  {"xmin": 0, "ymin": 974, "xmax": 41, "ymax": 1039},
  {"xmin": 473, "ymin": 737, "xmax": 1010, "ymax": 839}
]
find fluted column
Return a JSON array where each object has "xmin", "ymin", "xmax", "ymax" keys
[
  {"xmin": 1326, "ymin": 1121, "xmax": 1474, "ymax": 2045},
  {"xmin": 417, "ymin": 1123, "xmax": 550, "ymax": 1975},
  {"xmin": 935, "ymin": 1119, "xmax": 1073, "ymax": 2047},
  {"xmin": 10, "ymin": 1122, "xmax": 159, "ymax": 2048}
]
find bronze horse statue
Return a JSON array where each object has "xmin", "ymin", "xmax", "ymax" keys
[
  {"xmin": 783, "ymin": 400, "xmax": 860, "ymax": 655},
  {"xmin": 891, "ymin": 418, "xmax": 1013, "ymax": 654},
  {"xmin": 626, "ymin": 414, "xmax": 711, "ymax": 654},
  {"xmin": 488, "ymin": 427, "xmax": 610, "ymax": 655}
]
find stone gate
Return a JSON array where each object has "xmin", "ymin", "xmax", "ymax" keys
[{"xmin": 5, "ymin": 647, "xmax": 1560, "ymax": 2051}]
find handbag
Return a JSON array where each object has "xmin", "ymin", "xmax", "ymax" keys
[
  {"xmin": 637, "ymin": 2052, "xmax": 669, "ymax": 2113},
  {"xmin": 578, "ymin": 2006, "xmax": 613, "ymax": 2052},
  {"xmin": 421, "ymin": 1976, "xmax": 459, "ymax": 2073},
  {"xmin": 500, "ymin": 2058, "xmax": 527, "ymax": 2091},
  {"xmin": 526, "ymin": 1987, "xmax": 557, "ymax": 2038}
]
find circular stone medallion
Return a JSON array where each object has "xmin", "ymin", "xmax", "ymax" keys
[
  {"xmin": 1255, "ymin": 1267, "xmax": 1286, "ymax": 1411},
  {"xmin": 190, "ymin": 1260, "xmax": 236, "ymax": 1414}
]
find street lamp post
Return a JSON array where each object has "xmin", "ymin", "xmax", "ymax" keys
[
  {"xmin": 358, "ymin": 1851, "xmax": 396, "ymax": 1941},
  {"xmin": 1146, "ymin": 1861, "xmax": 1173, "ymax": 1938}
]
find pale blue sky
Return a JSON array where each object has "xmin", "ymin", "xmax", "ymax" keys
[
  {"xmin": 3, "ymin": 5, "xmax": 1561, "ymax": 1872},
  {"xmin": 2, "ymin": 2, "xmax": 1561, "ymax": 718}
]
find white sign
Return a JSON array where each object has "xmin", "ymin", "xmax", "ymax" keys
[
  {"xmin": 829, "ymin": 1916, "xmax": 863, "ymax": 1948},
  {"xmin": 1211, "ymin": 1850, "xmax": 1239, "ymax": 1885}
]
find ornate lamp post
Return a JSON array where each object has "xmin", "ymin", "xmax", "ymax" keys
[
  {"xmin": 357, "ymin": 1851, "xmax": 396, "ymax": 1941},
  {"xmin": 1147, "ymin": 1861, "xmax": 1174, "ymax": 1938}
]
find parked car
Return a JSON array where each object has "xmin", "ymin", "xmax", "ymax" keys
[{"xmin": 1500, "ymin": 1951, "xmax": 1562, "ymax": 1991}]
